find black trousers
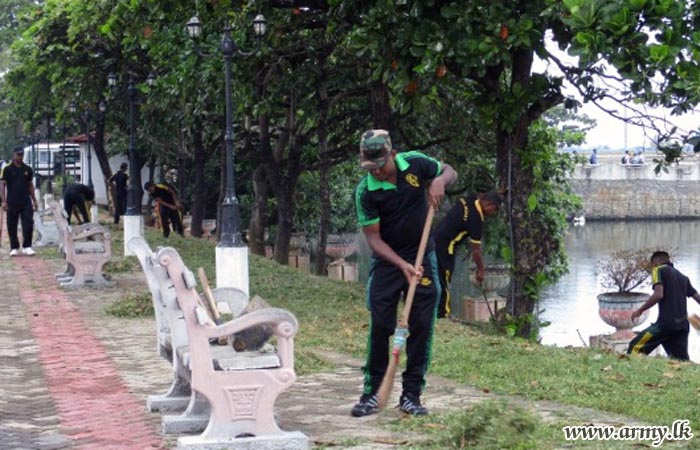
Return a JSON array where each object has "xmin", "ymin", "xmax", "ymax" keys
[
  {"xmin": 114, "ymin": 191, "xmax": 126, "ymax": 224},
  {"xmin": 627, "ymin": 323, "xmax": 689, "ymax": 360},
  {"xmin": 64, "ymin": 195, "xmax": 89, "ymax": 224},
  {"xmin": 361, "ymin": 250, "xmax": 440, "ymax": 397},
  {"xmin": 435, "ymin": 242, "xmax": 455, "ymax": 318},
  {"xmin": 7, "ymin": 203, "xmax": 34, "ymax": 249},
  {"xmin": 159, "ymin": 204, "xmax": 183, "ymax": 237}
]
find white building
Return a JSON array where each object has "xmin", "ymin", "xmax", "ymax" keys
[{"xmin": 24, "ymin": 139, "xmax": 154, "ymax": 206}]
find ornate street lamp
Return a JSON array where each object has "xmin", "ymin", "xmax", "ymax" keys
[
  {"xmin": 186, "ymin": 12, "xmax": 266, "ymax": 295},
  {"xmin": 105, "ymin": 72, "xmax": 156, "ymax": 255}
]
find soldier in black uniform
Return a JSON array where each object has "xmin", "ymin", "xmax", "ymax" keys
[
  {"xmin": 0, "ymin": 147, "xmax": 38, "ymax": 256},
  {"xmin": 628, "ymin": 251, "xmax": 700, "ymax": 360},
  {"xmin": 351, "ymin": 129, "xmax": 457, "ymax": 417},
  {"xmin": 63, "ymin": 183, "xmax": 95, "ymax": 224},
  {"xmin": 433, "ymin": 191, "xmax": 501, "ymax": 318},
  {"xmin": 144, "ymin": 181, "xmax": 183, "ymax": 238},
  {"xmin": 109, "ymin": 163, "xmax": 128, "ymax": 224}
]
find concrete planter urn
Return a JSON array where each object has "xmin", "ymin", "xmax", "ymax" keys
[
  {"xmin": 462, "ymin": 266, "xmax": 510, "ymax": 323},
  {"xmin": 597, "ymin": 292, "xmax": 649, "ymax": 339},
  {"xmin": 325, "ymin": 235, "xmax": 358, "ymax": 262},
  {"xmin": 470, "ymin": 265, "xmax": 510, "ymax": 298}
]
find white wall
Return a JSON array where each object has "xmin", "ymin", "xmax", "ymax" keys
[
  {"xmin": 78, "ymin": 143, "xmax": 155, "ymax": 206},
  {"xmin": 571, "ymin": 157, "xmax": 700, "ymax": 181}
]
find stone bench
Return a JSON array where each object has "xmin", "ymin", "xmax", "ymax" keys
[
  {"xmin": 49, "ymin": 200, "xmax": 113, "ymax": 288},
  {"xmin": 152, "ymin": 246, "xmax": 308, "ymax": 449},
  {"xmin": 129, "ymin": 236, "xmax": 263, "ymax": 427},
  {"xmin": 128, "ymin": 236, "xmax": 189, "ymax": 412},
  {"xmin": 34, "ymin": 208, "xmax": 60, "ymax": 247}
]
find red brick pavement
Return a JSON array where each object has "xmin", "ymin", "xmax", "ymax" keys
[{"xmin": 14, "ymin": 256, "xmax": 165, "ymax": 450}]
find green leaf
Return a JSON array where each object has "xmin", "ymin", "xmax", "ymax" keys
[
  {"xmin": 527, "ymin": 194, "xmax": 538, "ymax": 212},
  {"xmin": 409, "ymin": 1, "xmax": 423, "ymax": 18},
  {"xmin": 649, "ymin": 44, "xmax": 669, "ymax": 63},
  {"xmin": 441, "ymin": 4, "xmax": 460, "ymax": 19}
]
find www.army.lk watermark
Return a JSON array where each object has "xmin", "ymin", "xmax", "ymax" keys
[{"xmin": 562, "ymin": 420, "xmax": 694, "ymax": 447}]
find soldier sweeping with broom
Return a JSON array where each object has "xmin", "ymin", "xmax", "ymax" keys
[{"xmin": 351, "ymin": 129, "xmax": 456, "ymax": 417}]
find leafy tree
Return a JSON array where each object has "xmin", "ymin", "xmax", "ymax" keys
[
  {"xmin": 543, "ymin": 105, "xmax": 596, "ymax": 148},
  {"xmin": 345, "ymin": 0, "xmax": 700, "ymax": 336}
]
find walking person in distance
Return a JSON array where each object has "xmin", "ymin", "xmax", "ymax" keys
[{"xmin": 0, "ymin": 147, "xmax": 38, "ymax": 256}]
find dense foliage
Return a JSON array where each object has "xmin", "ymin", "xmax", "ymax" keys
[{"xmin": 1, "ymin": 0, "xmax": 700, "ymax": 336}]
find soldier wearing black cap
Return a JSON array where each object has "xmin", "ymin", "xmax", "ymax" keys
[
  {"xmin": 351, "ymin": 129, "xmax": 457, "ymax": 417},
  {"xmin": 0, "ymin": 147, "xmax": 38, "ymax": 256}
]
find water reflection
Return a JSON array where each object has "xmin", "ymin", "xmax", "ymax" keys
[{"xmin": 540, "ymin": 221, "xmax": 700, "ymax": 362}]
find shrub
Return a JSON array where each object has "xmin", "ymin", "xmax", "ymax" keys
[{"xmin": 597, "ymin": 249, "xmax": 654, "ymax": 293}]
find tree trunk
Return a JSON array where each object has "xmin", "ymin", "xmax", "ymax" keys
[
  {"xmin": 315, "ymin": 61, "xmax": 331, "ymax": 275},
  {"xmin": 91, "ymin": 112, "xmax": 114, "ymax": 211},
  {"xmin": 176, "ymin": 124, "xmax": 188, "ymax": 214},
  {"xmin": 274, "ymin": 198, "xmax": 293, "ymax": 266},
  {"xmin": 370, "ymin": 81, "xmax": 395, "ymax": 134},
  {"xmin": 497, "ymin": 118, "xmax": 548, "ymax": 339},
  {"xmin": 247, "ymin": 165, "xmax": 268, "ymax": 256},
  {"xmin": 259, "ymin": 95, "xmax": 304, "ymax": 266},
  {"xmin": 190, "ymin": 124, "xmax": 206, "ymax": 238}
]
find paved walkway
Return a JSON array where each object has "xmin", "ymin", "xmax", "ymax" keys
[{"xmin": 0, "ymin": 236, "xmax": 653, "ymax": 450}]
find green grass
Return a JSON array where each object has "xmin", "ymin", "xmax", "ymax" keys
[
  {"xmin": 389, "ymin": 400, "xmax": 549, "ymax": 450},
  {"xmin": 105, "ymin": 226, "xmax": 700, "ymax": 446},
  {"xmin": 105, "ymin": 290, "xmax": 154, "ymax": 318}
]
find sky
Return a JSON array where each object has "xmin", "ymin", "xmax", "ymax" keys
[
  {"xmin": 534, "ymin": 35, "xmax": 700, "ymax": 151},
  {"xmin": 576, "ymin": 99, "xmax": 699, "ymax": 150}
]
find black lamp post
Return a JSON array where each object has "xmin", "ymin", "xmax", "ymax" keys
[{"xmin": 185, "ymin": 12, "xmax": 266, "ymax": 248}]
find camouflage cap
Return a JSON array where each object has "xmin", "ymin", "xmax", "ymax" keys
[{"xmin": 359, "ymin": 129, "xmax": 392, "ymax": 170}]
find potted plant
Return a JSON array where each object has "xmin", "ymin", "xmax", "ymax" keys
[{"xmin": 596, "ymin": 248, "xmax": 653, "ymax": 339}]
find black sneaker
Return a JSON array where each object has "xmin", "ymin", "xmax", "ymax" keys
[
  {"xmin": 399, "ymin": 393, "xmax": 428, "ymax": 416},
  {"xmin": 351, "ymin": 393, "xmax": 379, "ymax": 417}
]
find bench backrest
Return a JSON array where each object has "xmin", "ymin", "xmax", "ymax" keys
[
  {"xmin": 155, "ymin": 247, "xmax": 298, "ymax": 376},
  {"xmin": 143, "ymin": 245, "xmax": 192, "ymax": 366},
  {"xmin": 128, "ymin": 236, "xmax": 172, "ymax": 358}
]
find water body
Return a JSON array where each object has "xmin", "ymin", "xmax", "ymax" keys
[
  {"xmin": 539, "ymin": 220, "xmax": 700, "ymax": 362},
  {"xmin": 354, "ymin": 220, "xmax": 700, "ymax": 361}
]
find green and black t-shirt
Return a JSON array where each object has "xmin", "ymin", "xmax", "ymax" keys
[{"xmin": 355, "ymin": 151, "xmax": 441, "ymax": 258}]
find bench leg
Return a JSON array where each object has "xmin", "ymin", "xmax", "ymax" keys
[
  {"xmin": 55, "ymin": 263, "xmax": 74, "ymax": 280},
  {"xmin": 162, "ymin": 392, "xmax": 210, "ymax": 434},
  {"xmin": 148, "ymin": 373, "xmax": 191, "ymax": 413},
  {"xmin": 60, "ymin": 271, "xmax": 87, "ymax": 288},
  {"xmin": 59, "ymin": 259, "xmax": 114, "ymax": 288}
]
